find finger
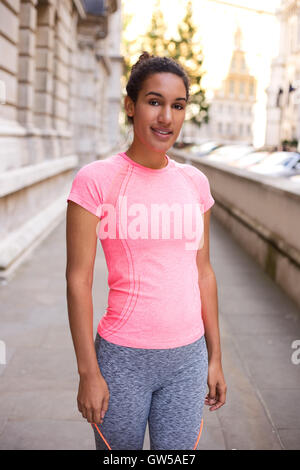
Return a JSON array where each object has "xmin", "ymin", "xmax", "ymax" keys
[
  {"xmin": 205, "ymin": 393, "xmax": 217, "ymax": 401},
  {"xmin": 217, "ymin": 387, "xmax": 227, "ymax": 407},
  {"xmin": 211, "ymin": 383, "xmax": 226, "ymax": 403},
  {"xmin": 209, "ymin": 386, "xmax": 225, "ymax": 410},
  {"xmin": 205, "ymin": 394, "xmax": 216, "ymax": 404},
  {"xmin": 86, "ymin": 408, "xmax": 94, "ymax": 423},
  {"xmin": 205, "ymin": 399, "xmax": 218, "ymax": 409},
  {"xmin": 92, "ymin": 403, "xmax": 105, "ymax": 425},
  {"xmin": 92, "ymin": 410, "xmax": 103, "ymax": 425},
  {"xmin": 209, "ymin": 399, "xmax": 225, "ymax": 411},
  {"xmin": 101, "ymin": 396, "xmax": 110, "ymax": 419},
  {"xmin": 77, "ymin": 398, "xmax": 83, "ymax": 413},
  {"xmin": 81, "ymin": 406, "xmax": 87, "ymax": 419},
  {"xmin": 207, "ymin": 384, "xmax": 217, "ymax": 403},
  {"xmin": 208, "ymin": 395, "xmax": 217, "ymax": 405}
]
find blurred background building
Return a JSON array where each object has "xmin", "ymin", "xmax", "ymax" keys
[
  {"xmin": 122, "ymin": 0, "xmax": 281, "ymax": 149},
  {"xmin": 0, "ymin": 0, "xmax": 123, "ymax": 281},
  {"xmin": 265, "ymin": 0, "xmax": 300, "ymax": 151},
  {"xmin": 187, "ymin": 26, "xmax": 257, "ymax": 144}
]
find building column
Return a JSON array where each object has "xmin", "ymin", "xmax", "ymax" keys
[
  {"xmin": 0, "ymin": 0, "xmax": 21, "ymax": 125},
  {"xmin": 17, "ymin": 0, "xmax": 37, "ymax": 127},
  {"xmin": 33, "ymin": 0, "xmax": 55, "ymax": 130}
]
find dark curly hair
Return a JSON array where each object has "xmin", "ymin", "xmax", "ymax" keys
[{"xmin": 125, "ymin": 51, "xmax": 190, "ymax": 125}]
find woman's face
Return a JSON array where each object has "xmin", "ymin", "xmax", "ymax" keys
[{"xmin": 126, "ymin": 72, "xmax": 187, "ymax": 153}]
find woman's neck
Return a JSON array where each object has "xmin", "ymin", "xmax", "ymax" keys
[{"xmin": 125, "ymin": 142, "xmax": 168, "ymax": 170}]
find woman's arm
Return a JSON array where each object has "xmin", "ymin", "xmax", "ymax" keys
[
  {"xmin": 196, "ymin": 209, "xmax": 227, "ymax": 411},
  {"xmin": 66, "ymin": 200, "xmax": 110, "ymax": 424}
]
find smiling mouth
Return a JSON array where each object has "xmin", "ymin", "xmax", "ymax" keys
[{"xmin": 151, "ymin": 127, "xmax": 173, "ymax": 136}]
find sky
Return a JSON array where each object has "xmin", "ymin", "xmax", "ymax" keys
[{"xmin": 121, "ymin": 0, "xmax": 282, "ymax": 147}]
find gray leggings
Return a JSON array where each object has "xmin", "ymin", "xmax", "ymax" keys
[{"xmin": 91, "ymin": 332, "xmax": 208, "ymax": 450}]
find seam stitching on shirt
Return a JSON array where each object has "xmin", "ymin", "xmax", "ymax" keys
[{"xmin": 101, "ymin": 164, "xmax": 140, "ymax": 338}]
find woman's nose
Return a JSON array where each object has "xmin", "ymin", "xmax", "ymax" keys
[{"xmin": 158, "ymin": 106, "xmax": 172, "ymax": 124}]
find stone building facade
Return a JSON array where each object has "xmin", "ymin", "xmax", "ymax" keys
[
  {"xmin": 0, "ymin": 0, "xmax": 123, "ymax": 282},
  {"xmin": 185, "ymin": 27, "xmax": 256, "ymax": 145},
  {"xmin": 265, "ymin": 0, "xmax": 300, "ymax": 150},
  {"xmin": 208, "ymin": 27, "xmax": 256, "ymax": 144}
]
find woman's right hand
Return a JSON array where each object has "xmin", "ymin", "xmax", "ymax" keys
[{"xmin": 77, "ymin": 371, "xmax": 110, "ymax": 425}]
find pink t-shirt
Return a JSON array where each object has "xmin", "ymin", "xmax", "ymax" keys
[{"xmin": 67, "ymin": 151, "xmax": 215, "ymax": 349}]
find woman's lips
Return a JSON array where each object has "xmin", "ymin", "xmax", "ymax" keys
[{"xmin": 151, "ymin": 127, "xmax": 173, "ymax": 140}]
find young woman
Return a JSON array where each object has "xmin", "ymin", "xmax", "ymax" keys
[{"xmin": 66, "ymin": 51, "xmax": 227, "ymax": 451}]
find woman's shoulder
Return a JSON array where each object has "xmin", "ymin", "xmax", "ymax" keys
[
  {"xmin": 75, "ymin": 153, "xmax": 122, "ymax": 180},
  {"xmin": 173, "ymin": 159, "xmax": 209, "ymax": 183}
]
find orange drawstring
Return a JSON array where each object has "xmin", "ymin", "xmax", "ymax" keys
[
  {"xmin": 193, "ymin": 418, "xmax": 204, "ymax": 450},
  {"xmin": 91, "ymin": 417, "xmax": 203, "ymax": 451},
  {"xmin": 91, "ymin": 422, "xmax": 112, "ymax": 450}
]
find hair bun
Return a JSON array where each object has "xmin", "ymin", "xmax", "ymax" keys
[
  {"xmin": 138, "ymin": 51, "xmax": 152, "ymax": 62},
  {"xmin": 132, "ymin": 51, "xmax": 152, "ymax": 71}
]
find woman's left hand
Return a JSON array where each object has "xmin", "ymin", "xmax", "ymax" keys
[{"xmin": 205, "ymin": 360, "xmax": 227, "ymax": 411}]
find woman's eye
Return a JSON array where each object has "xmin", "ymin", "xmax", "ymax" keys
[
  {"xmin": 148, "ymin": 100, "xmax": 184, "ymax": 110},
  {"xmin": 149, "ymin": 100, "xmax": 159, "ymax": 106}
]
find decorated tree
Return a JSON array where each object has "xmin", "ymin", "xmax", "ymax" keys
[
  {"xmin": 140, "ymin": 0, "xmax": 169, "ymax": 56},
  {"xmin": 167, "ymin": 0, "xmax": 209, "ymax": 127}
]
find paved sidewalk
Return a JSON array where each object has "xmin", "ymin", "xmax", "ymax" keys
[{"xmin": 0, "ymin": 213, "xmax": 299, "ymax": 450}]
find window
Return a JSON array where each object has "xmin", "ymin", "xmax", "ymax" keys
[
  {"xmin": 218, "ymin": 122, "xmax": 223, "ymax": 134},
  {"xmin": 240, "ymin": 56, "xmax": 246, "ymax": 72},
  {"xmin": 249, "ymin": 81, "xmax": 254, "ymax": 98},
  {"xmin": 229, "ymin": 79, "xmax": 235, "ymax": 97},
  {"xmin": 239, "ymin": 81, "xmax": 245, "ymax": 98}
]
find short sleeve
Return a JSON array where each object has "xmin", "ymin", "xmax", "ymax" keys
[
  {"xmin": 198, "ymin": 171, "xmax": 215, "ymax": 213},
  {"xmin": 179, "ymin": 164, "xmax": 215, "ymax": 213},
  {"xmin": 67, "ymin": 164, "xmax": 103, "ymax": 218}
]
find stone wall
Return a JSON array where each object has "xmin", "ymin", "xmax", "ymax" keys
[
  {"xmin": 0, "ymin": 0, "xmax": 124, "ymax": 282},
  {"xmin": 169, "ymin": 148, "xmax": 300, "ymax": 309}
]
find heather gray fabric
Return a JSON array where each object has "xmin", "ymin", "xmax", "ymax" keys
[{"xmin": 91, "ymin": 332, "xmax": 208, "ymax": 450}]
